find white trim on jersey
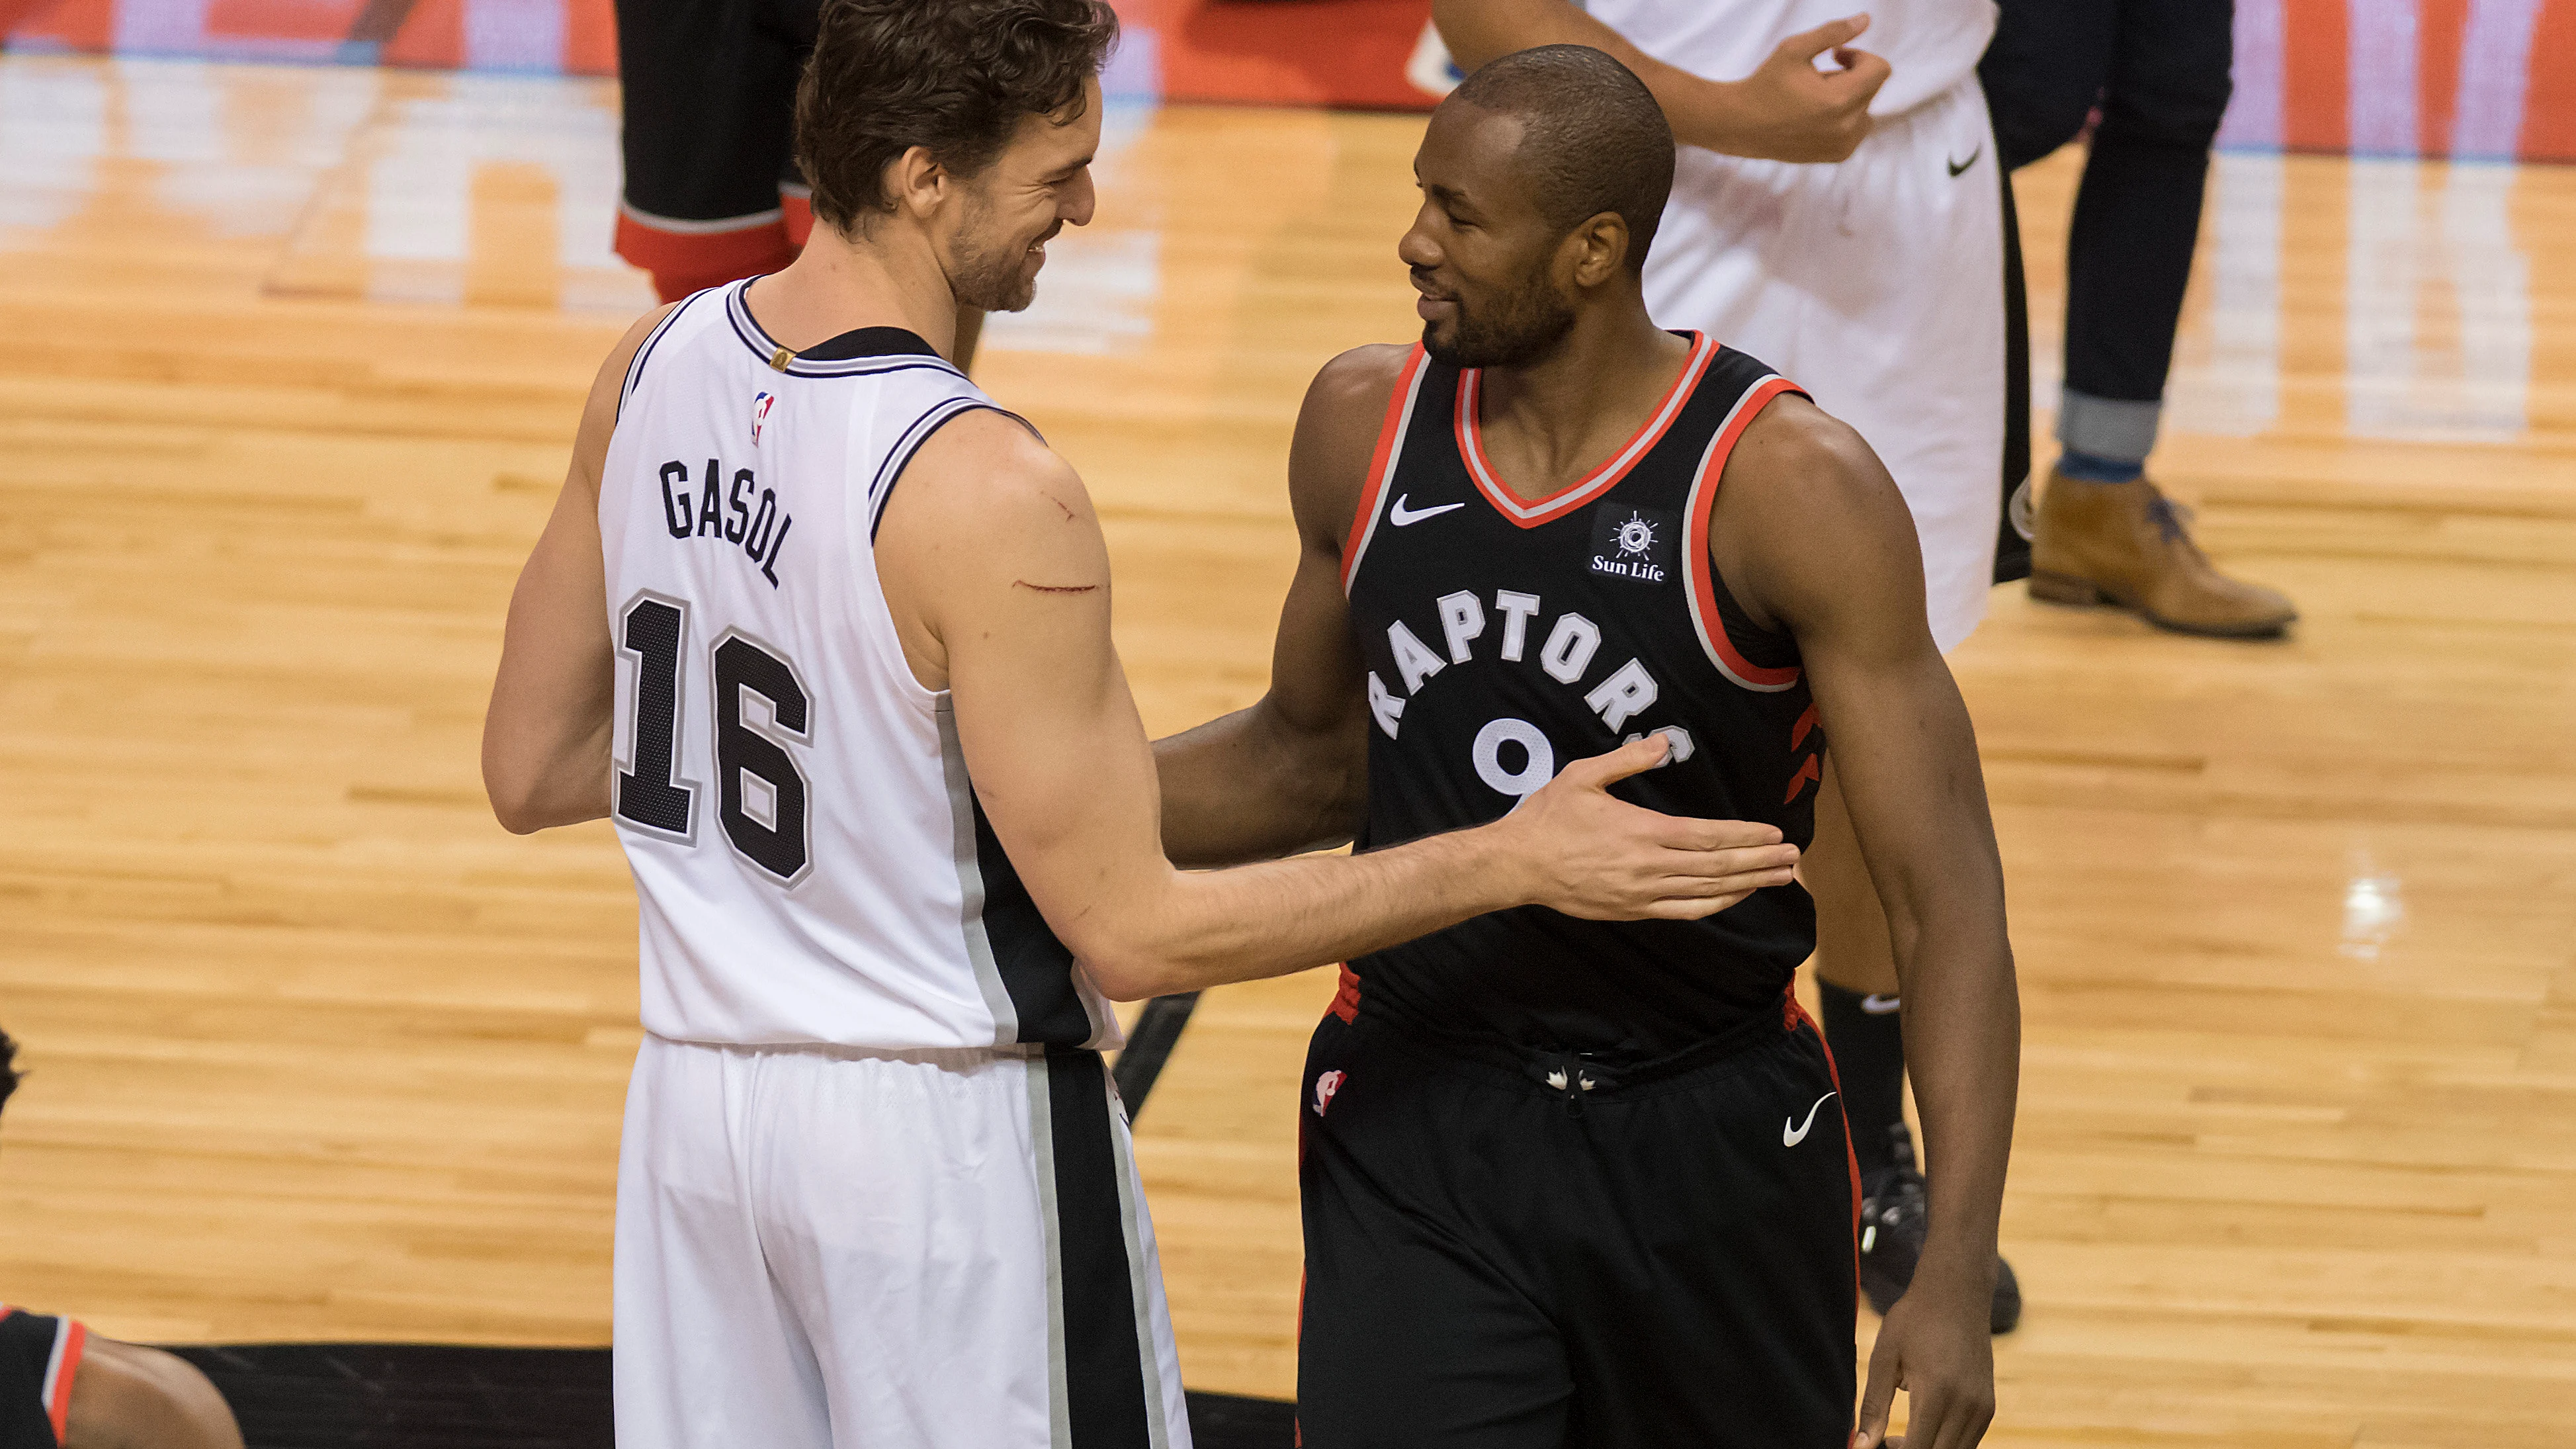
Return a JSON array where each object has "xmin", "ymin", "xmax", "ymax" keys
[
  {"xmin": 1456, "ymin": 333, "xmax": 1715, "ymax": 528},
  {"xmin": 617, "ymin": 198, "xmax": 786, "ymax": 235},
  {"xmin": 38, "ymin": 1313, "xmax": 70, "ymax": 1411},
  {"xmin": 1680, "ymin": 374, "xmax": 1805, "ymax": 694}
]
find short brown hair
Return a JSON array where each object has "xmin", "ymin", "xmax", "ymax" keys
[{"xmin": 795, "ymin": 0, "xmax": 1119, "ymax": 235}]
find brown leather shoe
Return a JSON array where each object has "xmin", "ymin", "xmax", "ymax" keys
[{"xmin": 2028, "ymin": 469, "xmax": 2297, "ymax": 637}]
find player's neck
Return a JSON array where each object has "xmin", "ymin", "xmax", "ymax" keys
[
  {"xmin": 744, "ymin": 226, "xmax": 961, "ymax": 361},
  {"xmin": 1471, "ymin": 308, "xmax": 1692, "ymax": 502}
]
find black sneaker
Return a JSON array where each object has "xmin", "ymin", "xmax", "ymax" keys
[{"xmin": 1858, "ymin": 1123, "xmax": 2023, "ymax": 1334}]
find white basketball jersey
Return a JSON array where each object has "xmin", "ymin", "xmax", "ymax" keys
[
  {"xmin": 1583, "ymin": 0, "xmax": 1996, "ymax": 119},
  {"xmin": 597, "ymin": 280, "xmax": 1119, "ymax": 1053}
]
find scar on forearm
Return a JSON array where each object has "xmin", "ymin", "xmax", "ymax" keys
[{"xmin": 1014, "ymin": 580, "xmax": 1099, "ymax": 594}]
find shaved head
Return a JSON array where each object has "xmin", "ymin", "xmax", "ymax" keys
[{"xmin": 1445, "ymin": 44, "xmax": 1674, "ymax": 274}]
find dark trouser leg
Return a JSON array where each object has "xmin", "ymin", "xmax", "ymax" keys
[
  {"xmin": 1981, "ymin": 0, "xmax": 2118, "ymax": 580},
  {"xmin": 2057, "ymin": 0, "xmax": 2235, "ymax": 473}
]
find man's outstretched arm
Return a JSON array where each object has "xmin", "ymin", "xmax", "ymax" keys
[
  {"xmin": 880, "ymin": 410, "xmax": 1804, "ymax": 1002},
  {"xmin": 1717, "ymin": 396, "xmax": 2017, "ymax": 1449}
]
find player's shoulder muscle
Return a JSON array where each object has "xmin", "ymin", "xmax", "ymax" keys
[
  {"xmin": 885, "ymin": 409, "xmax": 1105, "ymax": 581},
  {"xmin": 1290, "ymin": 342, "xmax": 1416, "ymax": 545},
  {"xmin": 1714, "ymin": 392, "xmax": 1927, "ymax": 633}
]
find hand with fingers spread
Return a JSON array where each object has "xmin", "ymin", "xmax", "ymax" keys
[
  {"xmin": 1852, "ymin": 1268, "xmax": 1997, "ymax": 1449},
  {"xmin": 1709, "ymin": 14, "xmax": 1892, "ymax": 163},
  {"xmin": 1487, "ymin": 734, "xmax": 1803, "ymax": 922}
]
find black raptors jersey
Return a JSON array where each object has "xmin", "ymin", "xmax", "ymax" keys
[{"xmin": 1342, "ymin": 334, "xmax": 1823, "ymax": 1053}]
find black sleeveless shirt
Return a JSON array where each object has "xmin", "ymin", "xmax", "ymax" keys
[{"xmin": 1341, "ymin": 334, "xmax": 1823, "ymax": 1054}]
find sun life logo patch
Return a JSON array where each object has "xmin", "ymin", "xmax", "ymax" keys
[{"xmin": 1590, "ymin": 502, "xmax": 1676, "ymax": 585}]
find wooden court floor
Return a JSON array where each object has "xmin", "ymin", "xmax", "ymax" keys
[{"xmin": 2, "ymin": 56, "xmax": 2572, "ymax": 1448}]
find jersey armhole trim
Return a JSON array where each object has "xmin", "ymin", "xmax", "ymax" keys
[
  {"xmin": 617, "ymin": 288, "xmax": 712, "ymax": 421},
  {"xmin": 1339, "ymin": 346, "xmax": 1432, "ymax": 594},
  {"xmin": 1683, "ymin": 374, "xmax": 1806, "ymax": 693},
  {"xmin": 41, "ymin": 1316, "xmax": 85, "ymax": 1445},
  {"xmin": 866, "ymin": 400, "xmax": 1041, "ymax": 543}
]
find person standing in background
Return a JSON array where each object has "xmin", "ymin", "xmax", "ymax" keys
[
  {"xmin": 1433, "ymin": 0, "xmax": 2025, "ymax": 1335},
  {"xmin": 1983, "ymin": 0, "xmax": 2298, "ymax": 637},
  {"xmin": 609, "ymin": 0, "xmax": 985, "ymax": 366}
]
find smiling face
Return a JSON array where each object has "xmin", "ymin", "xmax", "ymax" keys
[
  {"xmin": 936, "ymin": 75, "xmax": 1103, "ymax": 313},
  {"xmin": 1400, "ymin": 101, "xmax": 1580, "ymax": 369}
]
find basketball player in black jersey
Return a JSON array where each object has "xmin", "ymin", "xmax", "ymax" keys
[{"xmin": 1155, "ymin": 46, "xmax": 2017, "ymax": 1449}]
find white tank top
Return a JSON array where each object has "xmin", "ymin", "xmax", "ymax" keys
[
  {"xmin": 1582, "ymin": 0, "xmax": 1996, "ymax": 119},
  {"xmin": 597, "ymin": 280, "xmax": 1119, "ymax": 1052}
]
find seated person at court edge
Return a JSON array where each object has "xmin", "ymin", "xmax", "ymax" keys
[{"xmin": 0, "ymin": 1032, "xmax": 245, "ymax": 1449}]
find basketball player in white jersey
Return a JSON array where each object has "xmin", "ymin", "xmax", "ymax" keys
[
  {"xmin": 482, "ymin": 4, "xmax": 1801, "ymax": 1446},
  {"xmin": 1435, "ymin": 0, "xmax": 2025, "ymax": 1330}
]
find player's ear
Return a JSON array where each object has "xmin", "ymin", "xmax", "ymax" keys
[
  {"xmin": 1564, "ymin": 211, "xmax": 1630, "ymax": 289},
  {"xmin": 890, "ymin": 145, "xmax": 948, "ymax": 220}
]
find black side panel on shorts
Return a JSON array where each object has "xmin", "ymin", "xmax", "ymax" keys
[
  {"xmin": 971, "ymin": 798, "xmax": 1099, "ymax": 1045},
  {"xmin": 0, "ymin": 1311, "xmax": 63, "ymax": 1449},
  {"xmin": 1045, "ymin": 1048, "xmax": 1153, "ymax": 1449}
]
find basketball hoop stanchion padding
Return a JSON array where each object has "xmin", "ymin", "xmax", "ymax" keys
[{"xmin": 1111, "ymin": 992, "xmax": 1203, "ymax": 1120}]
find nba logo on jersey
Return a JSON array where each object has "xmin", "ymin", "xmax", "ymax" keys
[
  {"xmin": 751, "ymin": 390, "xmax": 776, "ymax": 447},
  {"xmin": 1314, "ymin": 1069, "xmax": 1346, "ymax": 1117},
  {"xmin": 1590, "ymin": 502, "xmax": 1676, "ymax": 585}
]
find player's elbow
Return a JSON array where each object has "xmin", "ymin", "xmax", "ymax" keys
[
  {"xmin": 482, "ymin": 753, "xmax": 550, "ymax": 835},
  {"xmin": 1064, "ymin": 914, "xmax": 1199, "ymax": 1002},
  {"xmin": 1074, "ymin": 945, "xmax": 1186, "ymax": 1004}
]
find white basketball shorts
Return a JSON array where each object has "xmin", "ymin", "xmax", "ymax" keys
[
  {"xmin": 1643, "ymin": 73, "xmax": 2007, "ymax": 654},
  {"xmin": 613, "ymin": 1033, "xmax": 1192, "ymax": 1449}
]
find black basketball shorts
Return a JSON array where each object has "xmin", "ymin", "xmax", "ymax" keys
[
  {"xmin": 0, "ymin": 1306, "xmax": 86, "ymax": 1449},
  {"xmin": 1296, "ymin": 995, "xmax": 1860, "ymax": 1449},
  {"xmin": 611, "ymin": 0, "xmax": 823, "ymax": 292}
]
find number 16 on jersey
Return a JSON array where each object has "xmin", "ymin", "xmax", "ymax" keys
[{"xmin": 613, "ymin": 590, "xmax": 818, "ymax": 886}]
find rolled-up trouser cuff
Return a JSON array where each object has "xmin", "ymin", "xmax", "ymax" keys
[{"xmin": 2055, "ymin": 390, "xmax": 2163, "ymax": 465}]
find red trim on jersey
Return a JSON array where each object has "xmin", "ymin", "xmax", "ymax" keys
[
  {"xmin": 1783, "ymin": 754, "xmax": 1823, "ymax": 805},
  {"xmin": 46, "ymin": 1319, "xmax": 87, "ymax": 1446},
  {"xmin": 1682, "ymin": 375, "xmax": 1804, "ymax": 693},
  {"xmin": 1790, "ymin": 702, "xmax": 1820, "ymax": 752},
  {"xmin": 1455, "ymin": 333, "xmax": 1713, "ymax": 529},
  {"xmin": 1329, "ymin": 963, "xmax": 1362, "ymax": 1024},
  {"xmin": 1338, "ymin": 347, "xmax": 1433, "ymax": 593},
  {"xmin": 1786, "ymin": 992, "xmax": 1864, "ymax": 1302}
]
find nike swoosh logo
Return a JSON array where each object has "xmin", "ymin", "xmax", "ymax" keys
[
  {"xmin": 1783, "ymin": 1091, "xmax": 1838, "ymax": 1147},
  {"xmin": 1860, "ymin": 993, "xmax": 1901, "ymax": 1015},
  {"xmin": 1388, "ymin": 494, "xmax": 1466, "ymax": 527},
  {"xmin": 1947, "ymin": 143, "xmax": 1982, "ymax": 177}
]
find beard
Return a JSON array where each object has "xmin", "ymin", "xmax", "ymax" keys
[
  {"xmin": 947, "ymin": 195, "xmax": 1052, "ymax": 314},
  {"xmin": 1422, "ymin": 268, "xmax": 1576, "ymax": 369}
]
